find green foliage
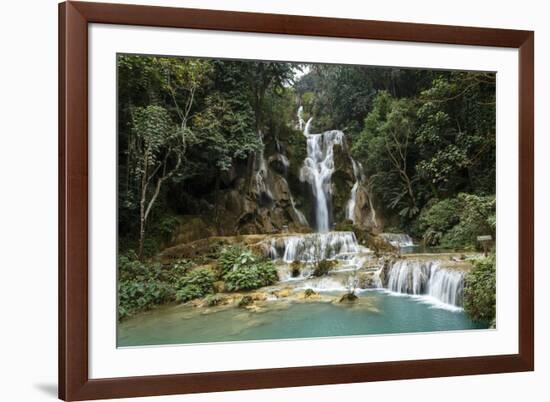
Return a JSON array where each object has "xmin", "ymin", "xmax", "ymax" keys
[
  {"xmin": 352, "ymin": 92, "xmax": 420, "ymax": 221},
  {"xmin": 219, "ymin": 245, "xmax": 255, "ymax": 274},
  {"xmin": 219, "ymin": 245, "xmax": 279, "ymax": 291},
  {"xmin": 416, "ymin": 194, "xmax": 495, "ymax": 248},
  {"xmin": 416, "ymin": 198, "xmax": 461, "ymax": 246},
  {"xmin": 224, "ymin": 260, "xmax": 279, "ymax": 291},
  {"xmin": 176, "ymin": 268, "xmax": 215, "ymax": 302},
  {"xmin": 464, "ymin": 255, "xmax": 496, "ymax": 323},
  {"xmin": 117, "ymin": 253, "xmax": 194, "ymax": 319}
]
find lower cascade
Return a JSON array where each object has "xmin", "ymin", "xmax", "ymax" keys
[
  {"xmin": 384, "ymin": 260, "xmax": 464, "ymax": 307},
  {"xmin": 263, "ymin": 233, "xmax": 465, "ymax": 308}
]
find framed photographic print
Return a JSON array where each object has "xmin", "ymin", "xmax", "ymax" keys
[{"xmin": 59, "ymin": 1, "xmax": 534, "ymax": 400}]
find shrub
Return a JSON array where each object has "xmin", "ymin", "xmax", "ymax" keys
[
  {"xmin": 416, "ymin": 194, "xmax": 495, "ymax": 249},
  {"xmin": 219, "ymin": 245, "xmax": 256, "ymax": 274},
  {"xmin": 118, "ymin": 280, "xmax": 174, "ymax": 319},
  {"xmin": 224, "ymin": 260, "xmax": 278, "ymax": 291},
  {"xmin": 176, "ymin": 268, "xmax": 215, "ymax": 302},
  {"xmin": 117, "ymin": 253, "xmax": 180, "ymax": 319},
  {"xmin": 416, "ymin": 198, "xmax": 460, "ymax": 246},
  {"xmin": 464, "ymin": 255, "xmax": 496, "ymax": 323},
  {"xmin": 219, "ymin": 245, "xmax": 279, "ymax": 291}
]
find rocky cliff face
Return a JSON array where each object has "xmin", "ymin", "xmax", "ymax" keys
[{"xmin": 168, "ymin": 112, "xmax": 380, "ymax": 245}]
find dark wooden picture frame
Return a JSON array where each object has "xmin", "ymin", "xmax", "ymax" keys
[{"xmin": 59, "ymin": 1, "xmax": 534, "ymax": 400}]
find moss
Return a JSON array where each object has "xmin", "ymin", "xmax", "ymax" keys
[
  {"xmin": 204, "ymin": 294, "xmax": 225, "ymax": 307},
  {"xmin": 238, "ymin": 295, "xmax": 254, "ymax": 308},
  {"xmin": 171, "ymin": 215, "xmax": 216, "ymax": 245}
]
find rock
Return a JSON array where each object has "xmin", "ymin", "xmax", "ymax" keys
[
  {"xmin": 268, "ymin": 154, "xmax": 289, "ymax": 175},
  {"xmin": 367, "ymin": 233, "xmax": 399, "ymax": 255},
  {"xmin": 213, "ymin": 281, "xmax": 226, "ymax": 293},
  {"xmin": 204, "ymin": 294, "xmax": 226, "ymax": 307},
  {"xmin": 238, "ymin": 295, "xmax": 254, "ymax": 308},
  {"xmin": 304, "ymin": 288, "xmax": 316, "ymax": 298},
  {"xmin": 220, "ymin": 164, "xmax": 237, "ymax": 186},
  {"xmin": 312, "ymin": 259, "xmax": 336, "ymax": 277},
  {"xmin": 170, "ymin": 215, "xmax": 216, "ymax": 245},
  {"xmin": 357, "ymin": 272, "xmax": 377, "ymax": 289},
  {"xmin": 290, "ymin": 261, "xmax": 301, "ymax": 278},
  {"xmin": 250, "ymin": 292, "xmax": 268, "ymax": 301},
  {"xmin": 157, "ymin": 238, "xmax": 227, "ymax": 262},
  {"xmin": 339, "ymin": 292, "xmax": 358, "ymax": 303},
  {"xmin": 274, "ymin": 288, "xmax": 292, "ymax": 298}
]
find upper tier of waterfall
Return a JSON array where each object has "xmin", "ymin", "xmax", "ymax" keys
[
  {"xmin": 297, "ymin": 108, "xmax": 373, "ymax": 231},
  {"xmin": 299, "ymin": 130, "xmax": 345, "ymax": 232}
]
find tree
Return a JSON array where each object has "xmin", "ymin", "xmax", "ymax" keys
[
  {"xmin": 352, "ymin": 92, "xmax": 419, "ymax": 219},
  {"xmin": 131, "ymin": 106, "xmax": 183, "ymax": 260},
  {"xmin": 415, "ymin": 72, "xmax": 496, "ymax": 196}
]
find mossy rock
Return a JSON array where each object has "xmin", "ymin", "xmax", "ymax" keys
[
  {"xmin": 238, "ymin": 295, "xmax": 254, "ymax": 308},
  {"xmin": 312, "ymin": 259, "xmax": 336, "ymax": 277},
  {"xmin": 339, "ymin": 292, "xmax": 358, "ymax": 303},
  {"xmin": 171, "ymin": 215, "xmax": 216, "ymax": 245},
  {"xmin": 304, "ymin": 288, "xmax": 317, "ymax": 298},
  {"xmin": 290, "ymin": 261, "xmax": 302, "ymax": 277},
  {"xmin": 204, "ymin": 294, "xmax": 225, "ymax": 307}
]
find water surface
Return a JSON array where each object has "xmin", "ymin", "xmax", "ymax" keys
[{"xmin": 118, "ymin": 290, "xmax": 488, "ymax": 347}]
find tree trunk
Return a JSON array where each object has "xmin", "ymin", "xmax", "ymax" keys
[{"xmin": 138, "ymin": 216, "xmax": 146, "ymax": 261}]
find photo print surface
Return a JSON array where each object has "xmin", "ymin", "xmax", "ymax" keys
[{"xmin": 116, "ymin": 54, "xmax": 496, "ymax": 347}]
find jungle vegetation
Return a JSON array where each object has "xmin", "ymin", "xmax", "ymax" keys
[{"xmin": 117, "ymin": 55, "xmax": 496, "ymax": 320}]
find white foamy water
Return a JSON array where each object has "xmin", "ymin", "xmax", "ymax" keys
[
  {"xmin": 384, "ymin": 260, "xmax": 464, "ymax": 309},
  {"xmin": 265, "ymin": 231, "xmax": 368, "ymax": 263}
]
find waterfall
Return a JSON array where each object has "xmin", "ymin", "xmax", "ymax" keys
[
  {"xmin": 290, "ymin": 195, "xmax": 308, "ymax": 226},
  {"xmin": 297, "ymin": 106, "xmax": 305, "ymax": 131},
  {"xmin": 346, "ymin": 182, "xmax": 359, "ymax": 221},
  {"xmin": 379, "ymin": 233, "xmax": 414, "ymax": 247},
  {"xmin": 383, "ymin": 260, "xmax": 464, "ymax": 307},
  {"xmin": 252, "ymin": 130, "xmax": 273, "ymax": 201},
  {"xmin": 298, "ymin": 108, "xmax": 374, "ymax": 229},
  {"xmin": 299, "ymin": 120, "xmax": 345, "ymax": 231},
  {"xmin": 265, "ymin": 231, "xmax": 365, "ymax": 262},
  {"xmin": 428, "ymin": 266, "xmax": 464, "ymax": 306}
]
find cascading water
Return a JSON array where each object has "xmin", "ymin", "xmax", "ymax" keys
[
  {"xmin": 252, "ymin": 130, "xmax": 273, "ymax": 201},
  {"xmin": 300, "ymin": 130, "xmax": 345, "ymax": 231},
  {"xmin": 263, "ymin": 108, "xmax": 460, "ymax": 310},
  {"xmin": 383, "ymin": 260, "xmax": 464, "ymax": 307},
  {"xmin": 265, "ymin": 231, "xmax": 365, "ymax": 263},
  {"xmin": 298, "ymin": 108, "xmax": 373, "ymax": 229},
  {"xmin": 346, "ymin": 159, "xmax": 362, "ymax": 222},
  {"xmin": 299, "ymin": 110, "xmax": 351, "ymax": 232},
  {"xmin": 379, "ymin": 233, "xmax": 414, "ymax": 247}
]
